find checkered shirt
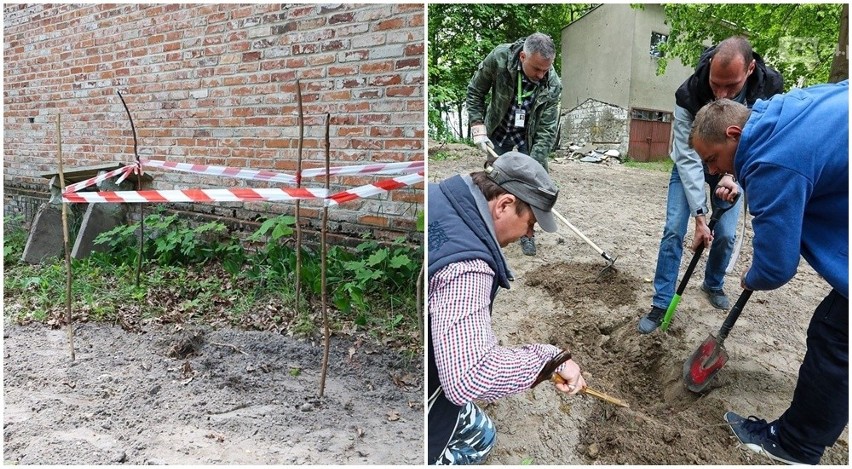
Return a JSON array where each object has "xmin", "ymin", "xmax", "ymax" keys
[
  {"xmin": 430, "ymin": 259, "xmax": 565, "ymax": 405},
  {"xmin": 490, "ymin": 73, "xmax": 538, "ymax": 151}
]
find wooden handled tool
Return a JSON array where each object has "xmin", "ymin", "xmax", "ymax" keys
[{"xmin": 552, "ymin": 374, "xmax": 630, "ymax": 408}]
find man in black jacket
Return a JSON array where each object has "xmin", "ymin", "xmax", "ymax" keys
[{"xmin": 638, "ymin": 36, "xmax": 784, "ymax": 334}]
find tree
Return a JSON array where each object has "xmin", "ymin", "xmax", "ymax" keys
[
  {"xmin": 428, "ymin": 4, "xmax": 594, "ymax": 141},
  {"xmin": 654, "ymin": 4, "xmax": 844, "ymax": 88},
  {"xmin": 828, "ymin": 4, "xmax": 848, "ymax": 83}
]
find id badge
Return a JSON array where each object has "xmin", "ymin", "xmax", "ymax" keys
[{"xmin": 514, "ymin": 109, "xmax": 526, "ymax": 128}]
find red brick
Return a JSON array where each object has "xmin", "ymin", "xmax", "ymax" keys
[{"xmin": 4, "ymin": 3, "xmax": 424, "ymax": 240}]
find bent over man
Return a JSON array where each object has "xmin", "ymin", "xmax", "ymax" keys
[
  {"xmin": 428, "ymin": 152, "xmax": 585, "ymax": 464},
  {"xmin": 690, "ymin": 80, "xmax": 848, "ymax": 465}
]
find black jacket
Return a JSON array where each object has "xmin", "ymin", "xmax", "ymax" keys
[{"xmin": 675, "ymin": 45, "xmax": 784, "ymax": 115}]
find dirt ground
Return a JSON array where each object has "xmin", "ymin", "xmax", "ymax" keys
[
  {"xmin": 429, "ymin": 143, "xmax": 848, "ymax": 465},
  {"xmin": 3, "ymin": 321, "xmax": 422, "ymax": 464}
]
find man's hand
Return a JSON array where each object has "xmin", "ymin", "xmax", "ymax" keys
[
  {"xmin": 691, "ymin": 215, "xmax": 713, "ymax": 251},
  {"xmin": 740, "ymin": 269, "xmax": 753, "ymax": 291},
  {"xmin": 471, "ymin": 124, "xmax": 492, "ymax": 153},
  {"xmin": 714, "ymin": 174, "xmax": 739, "ymax": 202},
  {"xmin": 554, "ymin": 359, "xmax": 586, "ymax": 396}
]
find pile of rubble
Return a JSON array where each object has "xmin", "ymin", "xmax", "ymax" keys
[{"xmin": 557, "ymin": 143, "xmax": 622, "ymax": 164}]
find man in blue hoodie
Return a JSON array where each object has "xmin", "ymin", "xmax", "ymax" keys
[{"xmin": 689, "ymin": 80, "xmax": 848, "ymax": 465}]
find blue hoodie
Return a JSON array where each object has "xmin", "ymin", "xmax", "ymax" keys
[{"xmin": 735, "ymin": 80, "xmax": 848, "ymax": 298}]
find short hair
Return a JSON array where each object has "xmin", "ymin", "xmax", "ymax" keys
[
  {"xmin": 523, "ymin": 32, "xmax": 556, "ymax": 61},
  {"xmin": 470, "ymin": 171, "xmax": 531, "ymax": 216},
  {"xmin": 689, "ymin": 99, "xmax": 751, "ymax": 147},
  {"xmin": 712, "ymin": 36, "xmax": 753, "ymax": 71}
]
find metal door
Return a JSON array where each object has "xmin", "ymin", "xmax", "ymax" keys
[{"xmin": 628, "ymin": 108, "xmax": 672, "ymax": 162}]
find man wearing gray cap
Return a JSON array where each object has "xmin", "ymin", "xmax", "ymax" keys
[{"xmin": 427, "ymin": 152, "xmax": 586, "ymax": 464}]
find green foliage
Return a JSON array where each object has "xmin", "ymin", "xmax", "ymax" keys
[
  {"xmin": 4, "ymin": 210, "xmax": 422, "ymax": 347},
  {"xmin": 3, "ymin": 215, "xmax": 27, "ymax": 266},
  {"xmin": 428, "ymin": 4, "xmax": 594, "ymax": 140},
  {"xmin": 654, "ymin": 4, "xmax": 844, "ymax": 88},
  {"xmin": 93, "ymin": 212, "xmax": 245, "ymax": 273}
]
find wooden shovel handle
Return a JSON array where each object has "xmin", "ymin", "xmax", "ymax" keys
[{"xmin": 552, "ymin": 374, "xmax": 630, "ymax": 408}]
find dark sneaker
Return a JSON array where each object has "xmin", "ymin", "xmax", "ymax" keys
[
  {"xmin": 519, "ymin": 235, "xmax": 536, "ymax": 256},
  {"xmin": 637, "ymin": 306, "xmax": 666, "ymax": 334},
  {"xmin": 724, "ymin": 411, "xmax": 806, "ymax": 465},
  {"xmin": 701, "ymin": 284, "xmax": 731, "ymax": 309}
]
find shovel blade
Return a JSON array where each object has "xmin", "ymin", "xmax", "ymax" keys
[{"xmin": 683, "ymin": 333, "xmax": 729, "ymax": 393}]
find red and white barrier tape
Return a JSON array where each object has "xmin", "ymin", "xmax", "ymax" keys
[
  {"xmin": 63, "ymin": 159, "xmax": 424, "ymax": 195},
  {"xmin": 62, "ymin": 172, "xmax": 424, "ymax": 205},
  {"xmin": 139, "ymin": 159, "xmax": 297, "ymax": 185},
  {"xmin": 63, "ymin": 165, "xmax": 136, "ymax": 194},
  {"xmin": 301, "ymin": 160, "xmax": 424, "ymax": 178},
  {"xmin": 63, "ymin": 187, "xmax": 329, "ymax": 204},
  {"xmin": 327, "ymin": 172, "xmax": 424, "ymax": 206}
]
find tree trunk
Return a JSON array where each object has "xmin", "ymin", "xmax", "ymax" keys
[
  {"xmin": 829, "ymin": 4, "xmax": 848, "ymax": 83},
  {"xmin": 458, "ymin": 104, "xmax": 465, "ymax": 140}
]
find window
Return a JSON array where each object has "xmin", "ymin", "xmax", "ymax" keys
[
  {"xmin": 631, "ymin": 108, "xmax": 672, "ymax": 123},
  {"xmin": 650, "ymin": 32, "xmax": 668, "ymax": 58}
]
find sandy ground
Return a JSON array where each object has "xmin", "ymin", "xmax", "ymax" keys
[
  {"xmin": 429, "ymin": 144, "xmax": 848, "ymax": 465},
  {"xmin": 3, "ymin": 322, "xmax": 422, "ymax": 464}
]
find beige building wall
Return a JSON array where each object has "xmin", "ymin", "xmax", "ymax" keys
[
  {"xmin": 628, "ymin": 4, "xmax": 694, "ymax": 111},
  {"xmin": 561, "ymin": 4, "xmax": 633, "ymax": 110},
  {"xmin": 561, "ymin": 4, "xmax": 694, "ymax": 113}
]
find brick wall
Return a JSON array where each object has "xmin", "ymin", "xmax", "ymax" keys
[{"xmin": 4, "ymin": 3, "xmax": 424, "ymax": 242}]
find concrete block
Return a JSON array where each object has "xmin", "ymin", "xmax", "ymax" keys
[
  {"xmin": 71, "ymin": 203, "xmax": 127, "ymax": 259},
  {"xmin": 21, "ymin": 204, "xmax": 65, "ymax": 264}
]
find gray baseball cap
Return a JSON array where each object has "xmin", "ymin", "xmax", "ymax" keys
[{"xmin": 486, "ymin": 151, "xmax": 559, "ymax": 232}]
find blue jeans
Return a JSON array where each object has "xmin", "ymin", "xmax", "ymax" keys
[{"xmin": 651, "ymin": 165, "xmax": 742, "ymax": 309}]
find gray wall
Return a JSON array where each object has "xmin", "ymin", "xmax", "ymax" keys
[
  {"xmin": 561, "ymin": 4, "xmax": 694, "ymax": 113},
  {"xmin": 628, "ymin": 4, "xmax": 694, "ymax": 111},
  {"xmin": 561, "ymin": 4, "xmax": 633, "ymax": 110}
]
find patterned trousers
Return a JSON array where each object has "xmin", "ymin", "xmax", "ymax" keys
[{"xmin": 435, "ymin": 402, "xmax": 496, "ymax": 465}]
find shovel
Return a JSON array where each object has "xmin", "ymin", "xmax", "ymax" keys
[
  {"xmin": 683, "ymin": 289, "xmax": 753, "ymax": 392},
  {"xmin": 660, "ymin": 193, "xmax": 740, "ymax": 332},
  {"xmin": 483, "ymin": 145, "xmax": 617, "ymax": 275}
]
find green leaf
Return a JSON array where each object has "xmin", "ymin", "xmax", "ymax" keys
[
  {"xmin": 389, "ymin": 254, "xmax": 412, "ymax": 269},
  {"xmin": 366, "ymin": 249, "xmax": 388, "ymax": 266}
]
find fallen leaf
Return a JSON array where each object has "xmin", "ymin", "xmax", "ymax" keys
[{"xmin": 386, "ymin": 410, "xmax": 400, "ymax": 422}]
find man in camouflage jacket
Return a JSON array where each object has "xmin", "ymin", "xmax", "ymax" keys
[{"xmin": 467, "ymin": 32, "xmax": 562, "ymax": 256}]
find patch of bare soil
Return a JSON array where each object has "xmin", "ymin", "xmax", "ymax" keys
[
  {"xmin": 3, "ymin": 321, "xmax": 422, "ymax": 464},
  {"xmin": 430, "ymin": 145, "xmax": 848, "ymax": 465}
]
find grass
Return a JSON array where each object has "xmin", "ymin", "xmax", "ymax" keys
[{"xmin": 623, "ymin": 157, "xmax": 674, "ymax": 173}]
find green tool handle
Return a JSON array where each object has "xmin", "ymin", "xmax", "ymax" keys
[
  {"xmin": 659, "ymin": 193, "xmax": 740, "ymax": 332},
  {"xmin": 659, "ymin": 294, "xmax": 682, "ymax": 331}
]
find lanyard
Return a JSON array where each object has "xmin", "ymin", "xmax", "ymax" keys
[{"xmin": 517, "ymin": 67, "xmax": 535, "ymax": 106}]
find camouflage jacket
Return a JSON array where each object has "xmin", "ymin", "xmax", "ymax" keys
[{"xmin": 466, "ymin": 38, "xmax": 562, "ymax": 167}]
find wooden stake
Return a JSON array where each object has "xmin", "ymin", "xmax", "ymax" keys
[
  {"xmin": 295, "ymin": 78, "xmax": 303, "ymax": 318},
  {"xmin": 56, "ymin": 114, "xmax": 75, "ymax": 362},
  {"xmin": 318, "ymin": 113, "xmax": 331, "ymax": 398}
]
